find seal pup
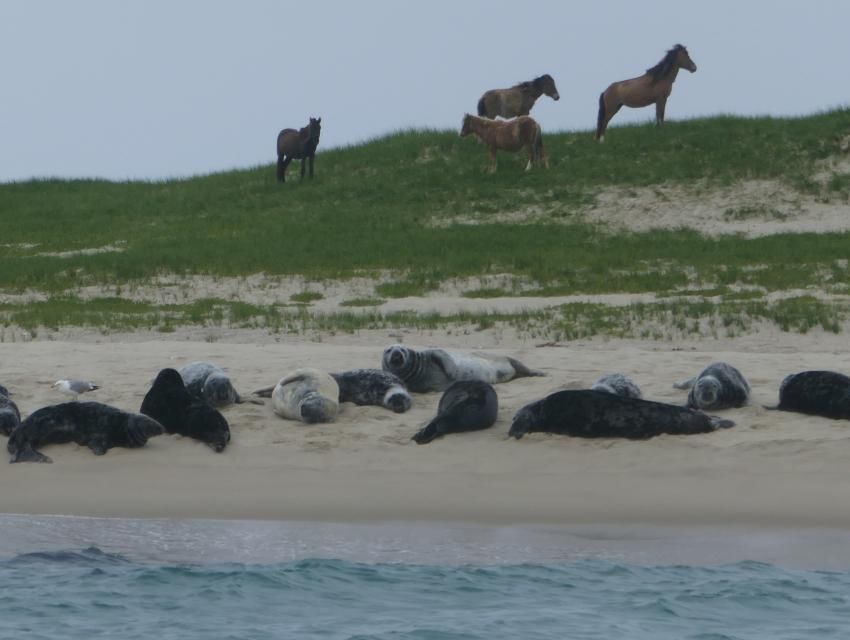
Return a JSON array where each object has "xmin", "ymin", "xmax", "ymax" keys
[
  {"xmin": 509, "ymin": 390, "xmax": 734, "ymax": 440},
  {"xmin": 8, "ymin": 401, "xmax": 164, "ymax": 463},
  {"xmin": 261, "ymin": 369, "xmax": 339, "ymax": 423},
  {"xmin": 412, "ymin": 380, "xmax": 498, "ymax": 445},
  {"xmin": 674, "ymin": 362, "xmax": 750, "ymax": 410},
  {"xmin": 52, "ymin": 379, "xmax": 99, "ymax": 401},
  {"xmin": 591, "ymin": 373, "xmax": 643, "ymax": 399},
  {"xmin": 331, "ymin": 369, "xmax": 412, "ymax": 413},
  {"xmin": 0, "ymin": 385, "xmax": 21, "ymax": 436},
  {"xmin": 179, "ymin": 361, "xmax": 247, "ymax": 408},
  {"xmin": 140, "ymin": 368, "xmax": 231, "ymax": 452},
  {"xmin": 381, "ymin": 344, "xmax": 543, "ymax": 393},
  {"xmin": 767, "ymin": 370, "xmax": 850, "ymax": 419}
]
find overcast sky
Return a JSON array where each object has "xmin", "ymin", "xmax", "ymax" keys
[{"xmin": 2, "ymin": 0, "xmax": 848, "ymax": 182}]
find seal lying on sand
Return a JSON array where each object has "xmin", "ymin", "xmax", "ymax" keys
[
  {"xmin": 509, "ymin": 389, "xmax": 734, "ymax": 440},
  {"xmin": 590, "ymin": 373, "xmax": 643, "ymax": 399},
  {"xmin": 767, "ymin": 370, "xmax": 850, "ymax": 419},
  {"xmin": 0, "ymin": 385, "xmax": 21, "ymax": 436},
  {"xmin": 179, "ymin": 361, "xmax": 242, "ymax": 408},
  {"xmin": 331, "ymin": 369, "xmax": 412, "ymax": 413},
  {"xmin": 382, "ymin": 344, "xmax": 543, "ymax": 393},
  {"xmin": 8, "ymin": 401, "xmax": 164, "ymax": 463},
  {"xmin": 254, "ymin": 369, "xmax": 339, "ymax": 423},
  {"xmin": 412, "ymin": 380, "xmax": 498, "ymax": 444},
  {"xmin": 674, "ymin": 362, "xmax": 750, "ymax": 410},
  {"xmin": 140, "ymin": 368, "xmax": 231, "ymax": 452}
]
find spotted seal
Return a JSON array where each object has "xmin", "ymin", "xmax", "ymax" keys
[
  {"xmin": 0, "ymin": 385, "xmax": 21, "ymax": 436},
  {"xmin": 768, "ymin": 370, "xmax": 850, "ymax": 419},
  {"xmin": 412, "ymin": 380, "xmax": 498, "ymax": 444},
  {"xmin": 381, "ymin": 345, "xmax": 543, "ymax": 393},
  {"xmin": 674, "ymin": 362, "xmax": 750, "ymax": 410},
  {"xmin": 179, "ymin": 361, "xmax": 242, "ymax": 408},
  {"xmin": 263, "ymin": 368, "xmax": 340, "ymax": 423},
  {"xmin": 590, "ymin": 373, "xmax": 643, "ymax": 399},
  {"xmin": 331, "ymin": 369, "xmax": 412, "ymax": 413},
  {"xmin": 509, "ymin": 389, "xmax": 734, "ymax": 440},
  {"xmin": 140, "ymin": 368, "xmax": 231, "ymax": 452},
  {"xmin": 8, "ymin": 401, "xmax": 164, "ymax": 463}
]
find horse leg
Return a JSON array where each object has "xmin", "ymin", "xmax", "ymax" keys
[
  {"xmin": 309, "ymin": 153, "xmax": 315, "ymax": 178},
  {"xmin": 277, "ymin": 155, "xmax": 292, "ymax": 182},
  {"xmin": 488, "ymin": 147, "xmax": 497, "ymax": 173},
  {"xmin": 300, "ymin": 158, "xmax": 307, "ymax": 180},
  {"xmin": 655, "ymin": 98, "xmax": 667, "ymax": 126},
  {"xmin": 596, "ymin": 93, "xmax": 622, "ymax": 142}
]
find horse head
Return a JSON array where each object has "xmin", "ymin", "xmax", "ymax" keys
[
  {"xmin": 308, "ymin": 117, "xmax": 322, "ymax": 142},
  {"xmin": 534, "ymin": 74, "xmax": 560, "ymax": 101},
  {"xmin": 674, "ymin": 44, "xmax": 697, "ymax": 73},
  {"xmin": 459, "ymin": 114, "xmax": 473, "ymax": 137}
]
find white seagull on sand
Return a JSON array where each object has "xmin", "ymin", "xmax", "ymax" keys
[{"xmin": 52, "ymin": 379, "xmax": 100, "ymax": 401}]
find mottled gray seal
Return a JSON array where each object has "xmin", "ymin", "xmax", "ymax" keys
[
  {"xmin": 8, "ymin": 401, "xmax": 164, "ymax": 463},
  {"xmin": 381, "ymin": 344, "xmax": 543, "ymax": 393},
  {"xmin": 412, "ymin": 380, "xmax": 498, "ymax": 444},
  {"xmin": 331, "ymin": 369, "xmax": 412, "ymax": 413},
  {"xmin": 0, "ymin": 385, "xmax": 21, "ymax": 436},
  {"xmin": 265, "ymin": 369, "xmax": 340, "ymax": 423},
  {"xmin": 767, "ymin": 370, "xmax": 850, "ymax": 419},
  {"xmin": 141, "ymin": 368, "xmax": 231, "ymax": 452},
  {"xmin": 674, "ymin": 362, "xmax": 750, "ymax": 410},
  {"xmin": 179, "ymin": 361, "xmax": 242, "ymax": 408},
  {"xmin": 509, "ymin": 389, "xmax": 734, "ymax": 440},
  {"xmin": 590, "ymin": 373, "xmax": 643, "ymax": 399}
]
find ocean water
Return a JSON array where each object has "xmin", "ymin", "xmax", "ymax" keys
[{"xmin": 2, "ymin": 516, "xmax": 850, "ymax": 640}]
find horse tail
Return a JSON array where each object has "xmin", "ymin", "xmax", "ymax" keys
[
  {"xmin": 535, "ymin": 125, "xmax": 548, "ymax": 168},
  {"xmin": 477, "ymin": 95, "xmax": 487, "ymax": 117},
  {"xmin": 276, "ymin": 154, "xmax": 285, "ymax": 182},
  {"xmin": 596, "ymin": 92, "xmax": 606, "ymax": 140}
]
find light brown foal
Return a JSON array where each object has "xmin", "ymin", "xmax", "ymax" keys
[
  {"xmin": 596, "ymin": 44, "xmax": 697, "ymax": 141},
  {"xmin": 460, "ymin": 114, "xmax": 548, "ymax": 173}
]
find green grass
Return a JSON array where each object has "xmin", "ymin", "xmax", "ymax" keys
[
  {"xmin": 2, "ymin": 110, "xmax": 850, "ymax": 336},
  {"xmin": 290, "ymin": 291, "xmax": 324, "ymax": 303}
]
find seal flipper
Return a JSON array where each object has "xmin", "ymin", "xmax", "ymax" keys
[
  {"xmin": 506, "ymin": 357, "xmax": 545, "ymax": 378},
  {"xmin": 709, "ymin": 416, "xmax": 735, "ymax": 430},
  {"xmin": 251, "ymin": 386, "xmax": 275, "ymax": 398},
  {"xmin": 10, "ymin": 444, "xmax": 52, "ymax": 463},
  {"xmin": 412, "ymin": 417, "xmax": 448, "ymax": 445},
  {"xmin": 88, "ymin": 438, "xmax": 108, "ymax": 456},
  {"xmin": 674, "ymin": 377, "xmax": 696, "ymax": 390}
]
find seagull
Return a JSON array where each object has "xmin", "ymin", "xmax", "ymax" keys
[{"xmin": 52, "ymin": 379, "xmax": 100, "ymax": 401}]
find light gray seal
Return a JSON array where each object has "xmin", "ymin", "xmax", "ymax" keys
[
  {"xmin": 0, "ymin": 385, "xmax": 21, "ymax": 436},
  {"xmin": 381, "ymin": 344, "xmax": 543, "ymax": 393},
  {"xmin": 331, "ymin": 369, "xmax": 412, "ymax": 413},
  {"xmin": 590, "ymin": 373, "xmax": 642, "ymax": 399},
  {"xmin": 509, "ymin": 390, "xmax": 734, "ymax": 440},
  {"xmin": 262, "ymin": 368, "xmax": 340, "ymax": 424},
  {"xmin": 674, "ymin": 362, "xmax": 750, "ymax": 410},
  {"xmin": 179, "ymin": 361, "xmax": 242, "ymax": 408},
  {"xmin": 412, "ymin": 380, "xmax": 498, "ymax": 444},
  {"xmin": 7, "ymin": 401, "xmax": 164, "ymax": 463}
]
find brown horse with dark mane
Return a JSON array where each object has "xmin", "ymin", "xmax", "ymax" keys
[
  {"xmin": 596, "ymin": 44, "xmax": 696, "ymax": 141},
  {"xmin": 276, "ymin": 117, "xmax": 321, "ymax": 182},
  {"xmin": 460, "ymin": 114, "xmax": 547, "ymax": 173},
  {"xmin": 477, "ymin": 74, "xmax": 560, "ymax": 119}
]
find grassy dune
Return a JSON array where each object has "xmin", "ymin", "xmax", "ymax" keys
[{"xmin": 1, "ymin": 110, "xmax": 849, "ymax": 337}]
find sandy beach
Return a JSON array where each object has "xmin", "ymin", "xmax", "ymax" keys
[{"xmin": 1, "ymin": 327, "xmax": 849, "ymax": 528}]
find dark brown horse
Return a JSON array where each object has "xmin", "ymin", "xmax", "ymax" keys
[
  {"xmin": 460, "ymin": 114, "xmax": 547, "ymax": 173},
  {"xmin": 276, "ymin": 117, "xmax": 321, "ymax": 182},
  {"xmin": 596, "ymin": 44, "xmax": 696, "ymax": 141},
  {"xmin": 477, "ymin": 74, "xmax": 560, "ymax": 119}
]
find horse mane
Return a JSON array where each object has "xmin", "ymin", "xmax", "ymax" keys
[
  {"xmin": 512, "ymin": 79, "xmax": 537, "ymax": 93},
  {"xmin": 646, "ymin": 44, "xmax": 685, "ymax": 82}
]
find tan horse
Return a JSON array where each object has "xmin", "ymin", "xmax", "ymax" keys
[
  {"xmin": 460, "ymin": 114, "xmax": 547, "ymax": 173},
  {"xmin": 596, "ymin": 44, "xmax": 696, "ymax": 141},
  {"xmin": 477, "ymin": 74, "xmax": 560, "ymax": 119}
]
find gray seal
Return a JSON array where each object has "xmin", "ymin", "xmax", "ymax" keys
[
  {"xmin": 509, "ymin": 389, "xmax": 734, "ymax": 440},
  {"xmin": 269, "ymin": 368, "xmax": 340, "ymax": 423},
  {"xmin": 382, "ymin": 344, "xmax": 543, "ymax": 393},
  {"xmin": 674, "ymin": 362, "xmax": 750, "ymax": 410},
  {"xmin": 331, "ymin": 369, "xmax": 412, "ymax": 413},
  {"xmin": 0, "ymin": 385, "xmax": 21, "ymax": 436},
  {"xmin": 8, "ymin": 401, "xmax": 164, "ymax": 463},
  {"xmin": 590, "ymin": 373, "xmax": 642, "ymax": 399},
  {"xmin": 179, "ymin": 361, "xmax": 242, "ymax": 408},
  {"xmin": 768, "ymin": 370, "xmax": 850, "ymax": 419},
  {"xmin": 412, "ymin": 380, "xmax": 498, "ymax": 444}
]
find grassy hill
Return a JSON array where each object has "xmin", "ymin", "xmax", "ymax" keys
[{"xmin": 1, "ymin": 110, "xmax": 849, "ymax": 338}]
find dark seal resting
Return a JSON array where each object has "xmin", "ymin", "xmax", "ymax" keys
[
  {"xmin": 412, "ymin": 380, "xmax": 498, "ymax": 444},
  {"xmin": 141, "ymin": 368, "xmax": 231, "ymax": 452},
  {"xmin": 8, "ymin": 401, "xmax": 164, "ymax": 463},
  {"xmin": 769, "ymin": 370, "xmax": 850, "ymax": 419},
  {"xmin": 509, "ymin": 389, "xmax": 734, "ymax": 440},
  {"xmin": 0, "ymin": 384, "xmax": 21, "ymax": 436}
]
